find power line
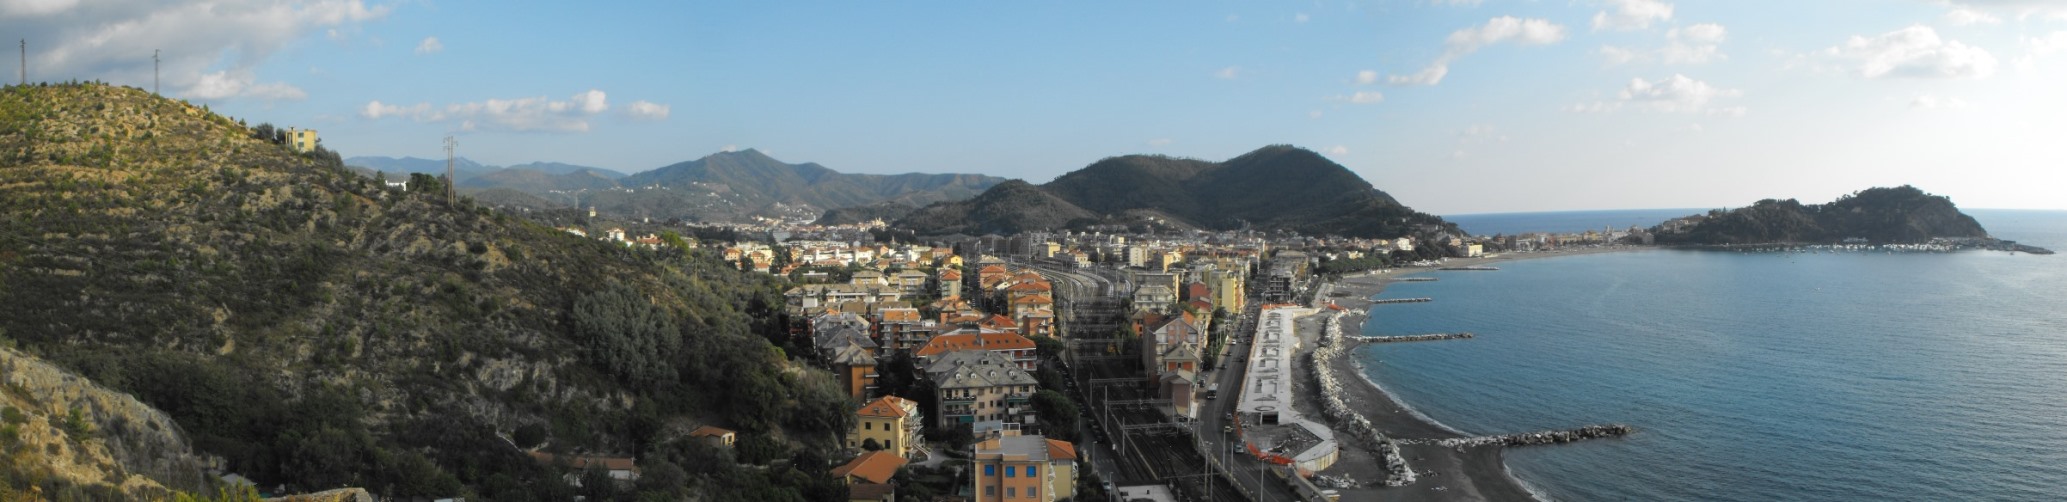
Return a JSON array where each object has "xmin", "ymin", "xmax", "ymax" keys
[{"xmin": 443, "ymin": 135, "xmax": 457, "ymax": 204}]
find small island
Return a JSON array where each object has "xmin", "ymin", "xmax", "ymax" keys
[{"xmin": 1648, "ymin": 186, "xmax": 2054, "ymax": 254}]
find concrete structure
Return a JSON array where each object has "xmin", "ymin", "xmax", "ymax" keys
[
  {"xmin": 688, "ymin": 425, "xmax": 736, "ymax": 448},
  {"xmin": 971, "ymin": 429, "xmax": 1077, "ymax": 502},
  {"xmin": 1234, "ymin": 307, "xmax": 1339, "ymax": 474}
]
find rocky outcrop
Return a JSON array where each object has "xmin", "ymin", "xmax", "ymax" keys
[{"xmin": 0, "ymin": 347, "xmax": 214, "ymax": 496}]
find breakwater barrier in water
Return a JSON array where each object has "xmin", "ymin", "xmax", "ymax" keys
[
  {"xmin": 1348, "ymin": 333, "xmax": 1474, "ymax": 343},
  {"xmin": 1438, "ymin": 266, "xmax": 1500, "ymax": 271},
  {"xmin": 1310, "ymin": 312, "xmax": 1417, "ymax": 487},
  {"xmin": 1404, "ymin": 425, "xmax": 1634, "ymax": 448},
  {"xmin": 1397, "ymin": 277, "xmax": 1438, "ymax": 282},
  {"xmin": 1370, "ymin": 298, "xmax": 1433, "ymax": 304}
]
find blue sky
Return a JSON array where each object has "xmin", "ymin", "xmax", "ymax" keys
[{"xmin": 8, "ymin": 0, "xmax": 2067, "ymax": 214}]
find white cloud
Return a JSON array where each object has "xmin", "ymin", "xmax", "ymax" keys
[
  {"xmin": 624, "ymin": 100, "xmax": 670, "ymax": 121},
  {"xmin": 1349, "ymin": 91, "xmax": 1385, "ymax": 104},
  {"xmin": 12, "ymin": 0, "xmax": 391, "ymax": 101},
  {"xmin": 1355, "ymin": 70, "xmax": 1378, "ymax": 85},
  {"xmin": 359, "ymin": 89, "xmax": 619, "ymax": 133},
  {"xmin": 1215, "ymin": 66, "xmax": 1241, "ymax": 79},
  {"xmin": 722, "ymin": 144, "xmax": 739, "ymax": 153},
  {"xmin": 2014, "ymin": 31, "xmax": 2067, "ymax": 71},
  {"xmin": 1325, "ymin": 145, "xmax": 1350, "ymax": 155},
  {"xmin": 1391, "ymin": 16, "xmax": 1567, "ymax": 85},
  {"xmin": 1148, "ymin": 138, "xmax": 1174, "ymax": 147},
  {"xmin": 1943, "ymin": 7, "xmax": 2003, "ymax": 25},
  {"xmin": 1593, "ymin": 0, "xmax": 1674, "ymax": 31},
  {"xmin": 1823, "ymin": 25, "xmax": 1997, "ymax": 79},
  {"xmin": 187, "ymin": 70, "xmax": 307, "ymax": 101},
  {"xmin": 1910, "ymin": 94, "xmax": 1971, "ymax": 109},
  {"xmin": 1602, "ymin": 22, "xmax": 1728, "ymax": 65},
  {"xmin": 1933, "ymin": 1, "xmax": 2067, "ymax": 22},
  {"xmin": 1295, "ymin": 12, "xmax": 1310, "ymax": 23},
  {"xmin": 1571, "ymin": 74, "xmax": 1744, "ymax": 115},
  {"xmin": 1309, "ymin": 110, "xmax": 1324, "ymax": 119},
  {"xmin": 414, "ymin": 36, "xmax": 442, "ymax": 54}
]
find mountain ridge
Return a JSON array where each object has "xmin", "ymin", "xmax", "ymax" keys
[{"xmin": 897, "ymin": 145, "xmax": 1458, "ymax": 239}]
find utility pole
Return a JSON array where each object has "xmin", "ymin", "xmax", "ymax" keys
[
  {"xmin": 19, "ymin": 39, "xmax": 25, "ymax": 86},
  {"xmin": 153, "ymin": 50, "xmax": 159, "ymax": 95},
  {"xmin": 443, "ymin": 135, "xmax": 457, "ymax": 204}
]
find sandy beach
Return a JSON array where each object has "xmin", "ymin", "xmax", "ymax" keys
[{"xmin": 1299, "ymin": 246, "xmax": 1639, "ymax": 501}]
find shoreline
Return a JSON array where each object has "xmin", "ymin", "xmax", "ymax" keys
[{"xmin": 1302, "ymin": 245, "xmax": 1638, "ymax": 501}]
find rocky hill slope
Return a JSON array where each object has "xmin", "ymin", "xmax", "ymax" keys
[
  {"xmin": 0, "ymin": 83, "xmax": 851, "ymax": 500},
  {"xmin": 897, "ymin": 145, "xmax": 1459, "ymax": 239}
]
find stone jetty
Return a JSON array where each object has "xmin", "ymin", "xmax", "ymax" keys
[
  {"xmin": 1347, "ymin": 333, "xmax": 1474, "ymax": 343},
  {"xmin": 1438, "ymin": 266, "xmax": 1500, "ymax": 271},
  {"xmin": 1308, "ymin": 312, "xmax": 1417, "ymax": 486},
  {"xmin": 1405, "ymin": 425, "xmax": 1634, "ymax": 449},
  {"xmin": 1369, "ymin": 297, "xmax": 1433, "ymax": 304},
  {"xmin": 1397, "ymin": 277, "xmax": 1438, "ymax": 282}
]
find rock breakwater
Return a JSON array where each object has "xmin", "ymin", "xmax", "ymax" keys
[
  {"xmin": 1309, "ymin": 312, "xmax": 1417, "ymax": 486},
  {"xmin": 1405, "ymin": 425, "xmax": 1634, "ymax": 448}
]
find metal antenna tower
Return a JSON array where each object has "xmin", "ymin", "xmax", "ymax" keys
[
  {"xmin": 443, "ymin": 135, "xmax": 457, "ymax": 204},
  {"xmin": 153, "ymin": 50, "xmax": 160, "ymax": 95},
  {"xmin": 19, "ymin": 40, "xmax": 24, "ymax": 86}
]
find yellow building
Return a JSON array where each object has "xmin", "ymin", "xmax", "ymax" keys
[
  {"xmin": 850, "ymin": 396, "xmax": 921, "ymax": 458},
  {"xmin": 972, "ymin": 429, "xmax": 1077, "ymax": 502},
  {"xmin": 287, "ymin": 127, "xmax": 319, "ymax": 153}
]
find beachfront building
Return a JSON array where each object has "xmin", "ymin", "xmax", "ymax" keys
[{"xmin": 1234, "ymin": 306, "xmax": 1339, "ymax": 474}]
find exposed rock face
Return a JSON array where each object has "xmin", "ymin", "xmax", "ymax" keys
[{"xmin": 0, "ymin": 347, "xmax": 213, "ymax": 496}]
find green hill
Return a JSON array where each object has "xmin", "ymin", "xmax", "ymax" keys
[
  {"xmin": 0, "ymin": 83, "xmax": 852, "ymax": 500},
  {"xmin": 898, "ymin": 145, "xmax": 1459, "ymax": 238},
  {"xmin": 1650, "ymin": 186, "xmax": 1991, "ymax": 245},
  {"xmin": 622, "ymin": 149, "xmax": 1008, "ymax": 215}
]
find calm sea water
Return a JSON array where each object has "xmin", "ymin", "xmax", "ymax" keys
[
  {"xmin": 1358, "ymin": 209, "xmax": 2067, "ymax": 501},
  {"xmin": 1445, "ymin": 208, "xmax": 1705, "ymax": 236}
]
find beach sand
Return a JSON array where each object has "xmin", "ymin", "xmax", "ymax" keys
[{"xmin": 1300, "ymin": 246, "xmax": 1638, "ymax": 501}]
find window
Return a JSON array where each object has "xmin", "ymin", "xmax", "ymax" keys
[
  {"xmin": 985, "ymin": 465, "xmax": 996, "ymax": 477},
  {"xmin": 1006, "ymin": 487, "xmax": 1016, "ymax": 498},
  {"xmin": 985, "ymin": 486, "xmax": 995, "ymax": 496},
  {"xmin": 1028, "ymin": 465, "xmax": 1037, "ymax": 477},
  {"xmin": 865, "ymin": 422, "xmax": 873, "ymax": 430},
  {"xmin": 1005, "ymin": 466, "xmax": 1015, "ymax": 477}
]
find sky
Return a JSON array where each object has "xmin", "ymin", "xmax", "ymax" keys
[{"xmin": 6, "ymin": 0, "xmax": 2067, "ymax": 214}]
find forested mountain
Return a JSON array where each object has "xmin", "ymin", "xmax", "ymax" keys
[
  {"xmin": 812, "ymin": 201, "xmax": 919, "ymax": 226},
  {"xmin": 0, "ymin": 83, "xmax": 851, "ymax": 500},
  {"xmin": 897, "ymin": 145, "xmax": 1460, "ymax": 238},
  {"xmin": 344, "ymin": 154, "xmax": 499, "ymax": 178},
  {"xmin": 622, "ymin": 149, "xmax": 1008, "ymax": 212},
  {"xmin": 456, "ymin": 165, "xmax": 623, "ymax": 193},
  {"xmin": 1650, "ymin": 186, "xmax": 1990, "ymax": 245}
]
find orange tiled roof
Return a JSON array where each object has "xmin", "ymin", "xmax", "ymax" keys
[
  {"xmin": 1046, "ymin": 439, "xmax": 1078, "ymax": 461},
  {"xmin": 858, "ymin": 396, "xmax": 913, "ymax": 418},
  {"xmin": 879, "ymin": 308, "xmax": 921, "ymax": 323},
  {"xmin": 689, "ymin": 425, "xmax": 735, "ymax": 438},
  {"xmin": 913, "ymin": 331, "xmax": 1035, "ymax": 357},
  {"xmin": 831, "ymin": 450, "xmax": 907, "ymax": 485}
]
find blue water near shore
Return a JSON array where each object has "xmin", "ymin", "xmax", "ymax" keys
[
  {"xmin": 1445, "ymin": 208, "xmax": 1703, "ymax": 236},
  {"xmin": 1357, "ymin": 209, "xmax": 2067, "ymax": 501}
]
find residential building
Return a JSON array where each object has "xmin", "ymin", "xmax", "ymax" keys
[
  {"xmin": 850, "ymin": 396, "xmax": 922, "ymax": 457},
  {"xmin": 924, "ymin": 350, "xmax": 1039, "ymax": 426},
  {"xmin": 831, "ymin": 450, "xmax": 907, "ymax": 496},
  {"xmin": 688, "ymin": 425, "xmax": 736, "ymax": 449},
  {"xmin": 287, "ymin": 127, "xmax": 318, "ymax": 153},
  {"xmin": 913, "ymin": 328, "xmax": 1037, "ymax": 370},
  {"xmin": 971, "ymin": 428, "xmax": 1078, "ymax": 502}
]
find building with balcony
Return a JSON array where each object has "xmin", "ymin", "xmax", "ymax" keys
[{"xmin": 971, "ymin": 428, "xmax": 1078, "ymax": 502}]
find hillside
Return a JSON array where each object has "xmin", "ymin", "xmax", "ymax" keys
[
  {"xmin": 620, "ymin": 149, "xmax": 1009, "ymax": 217},
  {"xmin": 456, "ymin": 165, "xmax": 622, "ymax": 193},
  {"xmin": 1650, "ymin": 186, "xmax": 1991, "ymax": 245},
  {"xmin": 344, "ymin": 155, "xmax": 497, "ymax": 178},
  {"xmin": 0, "ymin": 83, "xmax": 853, "ymax": 500},
  {"xmin": 897, "ymin": 145, "xmax": 1459, "ymax": 239},
  {"xmin": 812, "ymin": 201, "xmax": 918, "ymax": 226}
]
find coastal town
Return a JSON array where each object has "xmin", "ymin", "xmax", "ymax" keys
[{"xmin": 527, "ymin": 210, "xmax": 1653, "ymax": 501}]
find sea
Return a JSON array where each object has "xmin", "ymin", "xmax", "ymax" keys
[{"xmin": 1357, "ymin": 209, "xmax": 2067, "ymax": 501}]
